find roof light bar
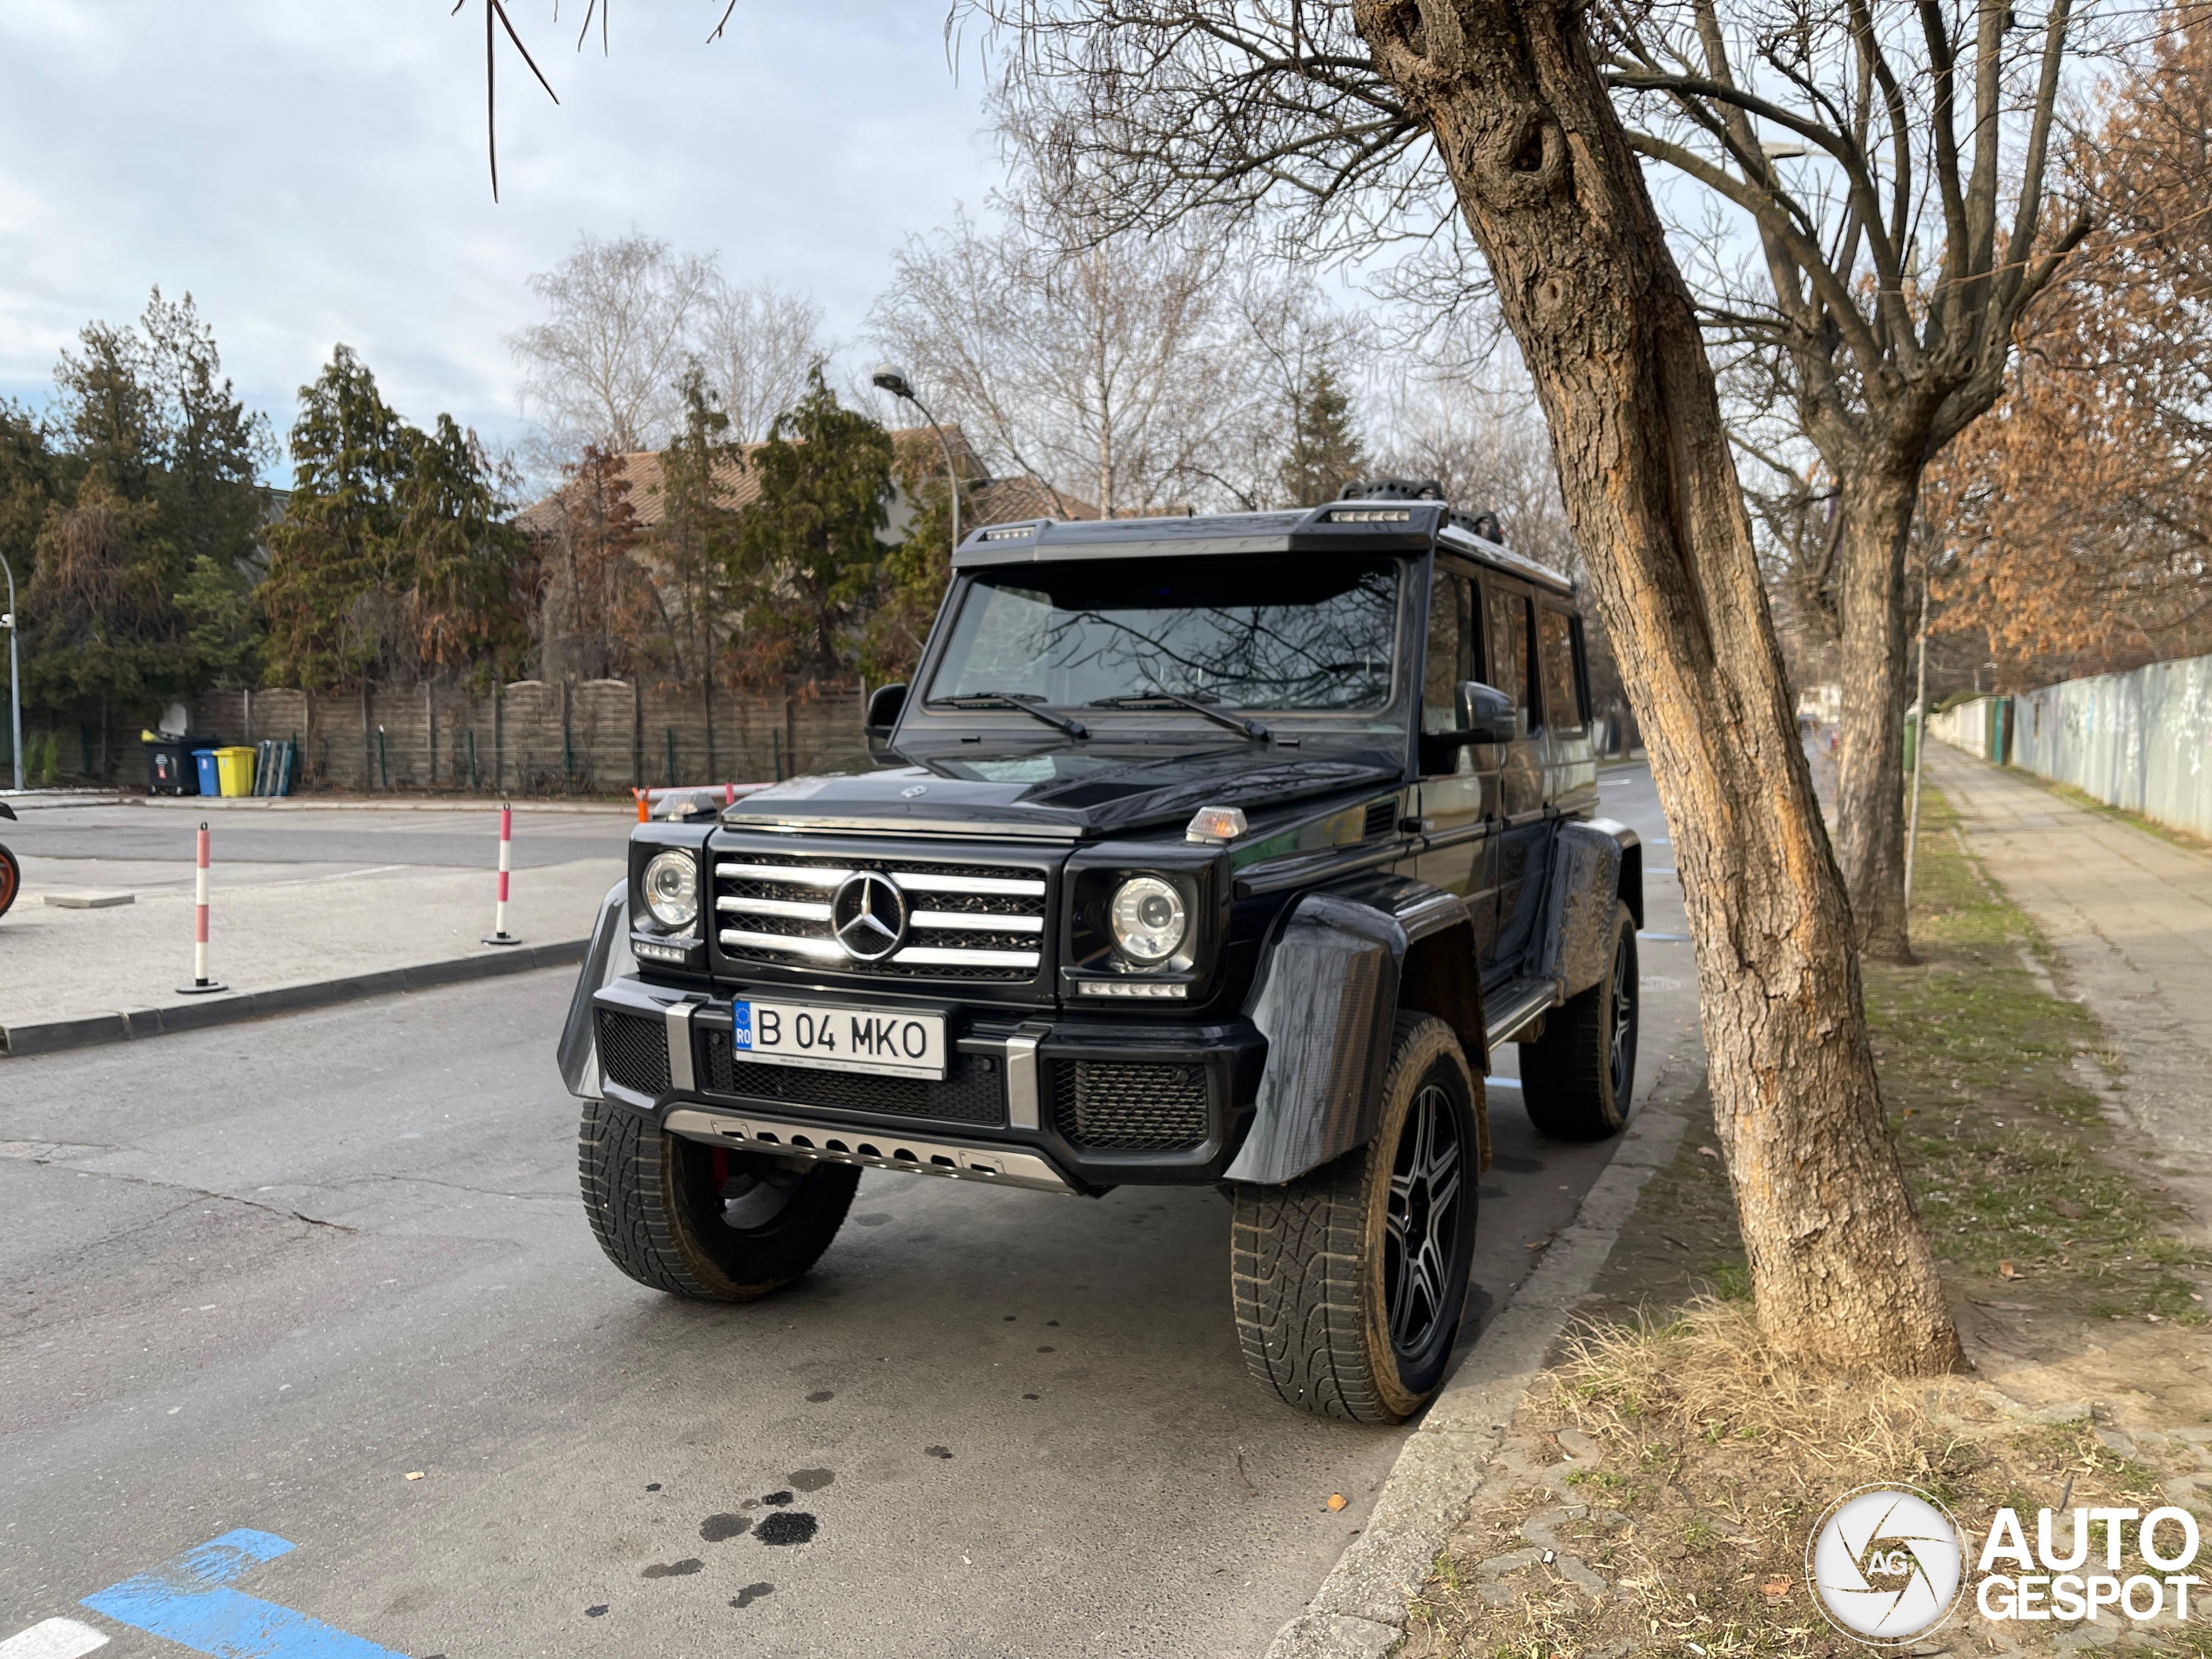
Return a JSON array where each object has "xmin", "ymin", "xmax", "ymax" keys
[
  {"xmin": 980, "ymin": 524, "xmax": 1038, "ymax": 541},
  {"xmin": 1325, "ymin": 508, "xmax": 1412, "ymax": 523}
]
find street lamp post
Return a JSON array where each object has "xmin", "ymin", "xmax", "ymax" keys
[
  {"xmin": 871, "ymin": 365, "xmax": 961, "ymax": 557},
  {"xmin": 1, "ymin": 552, "xmax": 20, "ymax": 793}
]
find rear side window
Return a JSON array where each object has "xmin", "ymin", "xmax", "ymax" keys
[
  {"xmin": 1486, "ymin": 585, "xmax": 1533, "ymax": 715},
  {"xmin": 1536, "ymin": 605, "xmax": 1585, "ymax": 732}
]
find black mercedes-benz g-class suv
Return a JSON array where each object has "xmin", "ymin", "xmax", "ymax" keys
[{"xmin": 558, "ymin": 487, "xmax": 1642, "ymax": 1424}]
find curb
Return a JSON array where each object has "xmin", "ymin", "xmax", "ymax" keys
[
  {"xmin": 1260, "ymin": 1069, "xmax": 1701, "ymax": 1659},
  {"xmin": 0, "ymin": 940, "xmax": 588, "ymax": 1059}
]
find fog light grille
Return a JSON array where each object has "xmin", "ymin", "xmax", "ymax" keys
[
  {"xmin": 597, "ymin": 1008, "xmax": 671, "ymax": 1095},
  {"xmin": 1052, "ymin": 1061, "xmax": 1209, "ymax": 1151}
]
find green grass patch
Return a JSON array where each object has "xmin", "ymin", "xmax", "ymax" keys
[{"xmin": 1866, "ymin": 786, "xmax": 2210, "ymax": 1321}]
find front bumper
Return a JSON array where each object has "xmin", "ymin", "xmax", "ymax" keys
[{"xmin": 586, "ymin": 974, "xmax": 1265, "ymax": 1195}]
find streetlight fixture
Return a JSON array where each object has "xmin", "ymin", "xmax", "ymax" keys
[
  {"xmin": 0, "ymin": 552, "xmax": 20, "ymax": 793},
  {"xmin": 871, "ymin": 365, "xmax": 961, "ymax": 557}
]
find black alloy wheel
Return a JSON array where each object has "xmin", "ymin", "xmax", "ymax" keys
[
  {"xmin": 1231, "ymin": 1013, "xmax": 1482, "ymax": 1423},
  {"xmin": 1520, "ymin": 901, "xmax": 1639, "ymax": 1141},
  {"xmin": 1386, "ymin": 1076, "xmax": 1468, "ymax": 1376}
]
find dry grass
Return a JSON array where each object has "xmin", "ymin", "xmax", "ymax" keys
[
  {"xmin": 1403, "ymin": 784, "xmax": 2211, "ymax": 1657},
  {"xmin": 1403, "ymin": 1302, "xmax": 2208, "ymax": 1659}
]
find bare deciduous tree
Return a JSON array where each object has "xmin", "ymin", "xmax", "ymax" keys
[
  {"xmin": 976, "ymin": 0, "xmax": 1963, "ymax": 1372},
  {"xmin": 1376, "ymin": 359, "xmax": 1575, "ymax": 567},
  {"xmin": 508, "ymin": 230, "xmax": 718, "ymax": 455},
  {"xmin": 1603, "ymin": 0, "xmax": 2092, "ymax": 961},
  {"xmin": 698, "ymin": 278, "xmax": 830, "ymax": 442},
  {"xmin": 868, "ymin": 170, "xmax": 1270, "ymax": 516}
]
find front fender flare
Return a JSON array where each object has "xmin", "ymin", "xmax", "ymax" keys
[
  {"xmin": 556, "ymin": 880, "xmax": 632, "ymax": 1098},
  {"xmin": 1223, "ymin": 892, "xmax": 1401, "ymax": 1185}
]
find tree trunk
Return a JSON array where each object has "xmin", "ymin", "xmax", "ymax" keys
[
  {"xmin": 1354, "ymin": 0, "xmax": 1961, "ymax": 1372},
  {"xmin": 1832, "ymin": 464, "xmax": 1920, "ymax": 963}
]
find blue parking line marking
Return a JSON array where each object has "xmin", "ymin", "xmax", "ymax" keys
[{"xmin": 81, "ymin": 1529, "xmax": 403, "ymax": 1659}]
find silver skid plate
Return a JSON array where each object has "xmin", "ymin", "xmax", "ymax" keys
[{"xmin": 662, "ymin": 1107, "xmax": 1076, "ymax": 1196}]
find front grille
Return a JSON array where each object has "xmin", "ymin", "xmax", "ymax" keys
[
  {"xmin": 597, "ymin": 1008, "xmax": 670, "ymax": 1094},
  {"xmin": 1052, "ymin": 1061, "xmax": 1209, "ymax": 1150},
  {"xmin": 698, "ymin": 1029, "xmax": 1005, "ymax": 1127},
  {"xmin": 713, "ymin": 851, "xmax": 1048, "ymax": 983}
]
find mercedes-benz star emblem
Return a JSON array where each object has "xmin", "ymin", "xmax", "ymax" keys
[{"xmin": 831, "ymin": 873, "xmax": 908, "ymax": 962}]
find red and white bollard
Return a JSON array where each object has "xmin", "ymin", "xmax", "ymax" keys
[
  {"xmin": 482, "ymin": 801, "xmax": 523, "ymax": 947},
  {"xmin": 176, "ymin": 820, "xmax": 228, "ymax": 995}
]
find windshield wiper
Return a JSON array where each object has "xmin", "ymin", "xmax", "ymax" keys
[
  {"xmin": 1089, "ymin": 690, "xmax": 1270, "ymax": 741},
  {"xmin": 935, "ymin": 691, "xmax": 1090, "ymax": 739}
]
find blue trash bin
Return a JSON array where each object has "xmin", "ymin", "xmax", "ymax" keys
[{"xmin": 192, "ymin": 748, "xmax": 220, "ymax": 797}]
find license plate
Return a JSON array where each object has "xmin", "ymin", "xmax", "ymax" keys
[{"xmin": 728, "ymin": 999, "xmax": 948, "ymax": 1081}]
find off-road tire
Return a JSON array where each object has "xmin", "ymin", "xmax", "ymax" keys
[
  {"xmin": 1230, "ymin": 1013, "xmax": 1480, "ymax": 1424},
  {"xmin": 1520, "ymin": 901, "xmax": 1638, "ymax": 1141},
  {"xmin": 578, "ymin": 1095, "xmax": 859, "ymax": 1299},
  {"xmin": 0, "ymin": 844, "xmax": 17, "ymax": 920}
]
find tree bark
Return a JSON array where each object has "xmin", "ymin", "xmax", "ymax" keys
[
  {"xmin": 1353, "ymin": 0, "xmax": 1961, "ymax": 1372},
  {"xmin": 1832, "ymin": 464, "xmax": 1920, "ymax": 963}
]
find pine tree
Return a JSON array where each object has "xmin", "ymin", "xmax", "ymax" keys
[
  {"xmin": 260, "ymin": 346, "xmax": 411, "ymax": 687},
  {"xmin": 860, "ymin": 431, "xmax": 963, "ymax": 684},
  {"xmin": 649, "ymin": 370, "xmax": 743, "ymax": 686},
  {"xmin": 730, "ymin": 370, "xmax": 894, "ymax": 683},
  {"xmin": 1275, "ymin": 367, "xmax": 1366, "ymax": 508}
]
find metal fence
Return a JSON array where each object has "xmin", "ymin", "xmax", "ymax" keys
[{"xmin": 1934, "ymin": 654, "xmax": 2212, "ymax": 840}]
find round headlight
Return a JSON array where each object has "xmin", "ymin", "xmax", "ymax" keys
[
  {"xmin": 641, "ymin": 851, "xmax": 699, "ymax": 930},
  {"xmin": 1109, "ymin": 875, "xmax": 1188, "ymax": 966}
]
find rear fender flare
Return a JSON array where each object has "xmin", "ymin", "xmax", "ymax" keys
[{"xmin": 1534, "ymin": 818, "xmax": 1642, "ymax": 1001}]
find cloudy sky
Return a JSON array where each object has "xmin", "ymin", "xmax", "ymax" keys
[{"xmin": 0, "ymin": 1, "xmax": 1009, "ymax": 469}]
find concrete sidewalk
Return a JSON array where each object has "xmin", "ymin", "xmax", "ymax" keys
[
  {"xmin": 0, "ymin": 854, "xmax": 620, "ymax": 1056},
  {"xmin": 1929, "ymin": 745, "xmax": 2212, "ymax": 1215}
]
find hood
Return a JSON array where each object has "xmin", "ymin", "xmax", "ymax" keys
[{"xmin": 719, "ymin": 744, "xmax": 1403, "ymax": 841}]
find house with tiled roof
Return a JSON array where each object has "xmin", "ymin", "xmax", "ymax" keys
[{"xmin": 514, "ymin": 425, "xmax": 1106, "ymax": 543}]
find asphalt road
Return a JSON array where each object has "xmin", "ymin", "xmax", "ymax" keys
[
  {"xmin": 3, "ymin": 803, "xmax": 635, "ymax": 880},
  {"xmin": 0, "ymin": 765, "xmax": 1695, "ymax": 1658}
]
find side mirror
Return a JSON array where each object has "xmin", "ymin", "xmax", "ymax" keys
[
  {"xmin": 864, "ymin": 682, "xmax": 908, "ymax": 743},
  {"xmin": 1458, "ymin": 682, "xmax": 1521, "ymax": 744}
]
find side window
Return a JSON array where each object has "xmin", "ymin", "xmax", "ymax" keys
[
  {"xmin": 1536, "ymin": 605, "xmax": 1584, "ymax": 733},
  {"xmin": 1486, "ymin": 584, "xmax": 1533, "ymax": 719},
  {"xmin": 1422, "ymin": 569, "xmax": 1476, "ymax": 734}
]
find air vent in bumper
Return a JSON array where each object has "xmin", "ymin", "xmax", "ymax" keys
[
  {"xmin": 597, "ymin": 1008, "xmax": 671, "ymax": 1095},
  {"xmin": 1052, "ymin": 1060, "xmax": 1210, "ymax": 1151},
  {"xmin": 698, "ymin": 1029, "xmax": 1005, "ymax": 1127}
]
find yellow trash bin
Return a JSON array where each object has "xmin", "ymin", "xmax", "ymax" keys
[{"xmin": 213, "ymin": 745, "xmax": 256, "ymax": 797}]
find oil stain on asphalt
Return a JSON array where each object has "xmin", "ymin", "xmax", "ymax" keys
[
  {"xmin": 700, "ymin": 1514, "xmax": 752, "ymax": 1541},
  {"xmin": 732, "ymin": 1582, "xmax": 774, "ymax": 1608},
  {"xmin": 641, "ymin": 1559, "xmax": 704, "ymax": 1578},
  {"xmin": 756, "ymin": 1514, "xmax": 816, "ymax": 1546}
]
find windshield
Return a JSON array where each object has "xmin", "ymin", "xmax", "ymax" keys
[{"xmin": 924, "ymin": 554, "xmax": 1401, "ymax": 712}]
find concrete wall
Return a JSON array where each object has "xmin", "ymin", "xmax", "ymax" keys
[
  {"xmin": 2010, "ymin": 655, "xmax": 2212, "ymax": 840},
  {"xmin": 1929, "ymin": 696, "xmax": 2008, "ymax": 762},
  {"xmin": 182, "ymin": 680, "xmax": 870, "ymax": 797}
]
